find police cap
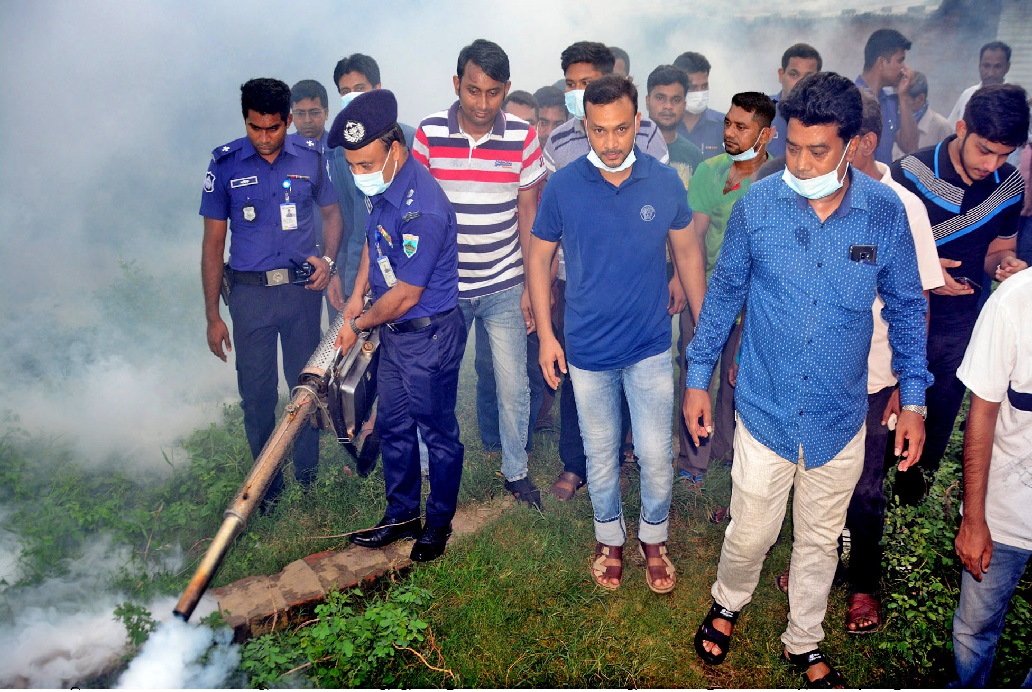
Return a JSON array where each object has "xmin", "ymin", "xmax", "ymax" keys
[{"xmin": 328, "ymin": 89, "xmax": 398, "ymax": 150}]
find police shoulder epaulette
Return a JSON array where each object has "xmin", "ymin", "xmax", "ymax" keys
[
  {"xmin": 288, "ymin": 133, "xmax": 321, "ymax": 153},
  {"xmin": 212, "ymin": 139, "xmax": 244, "ymax": 161}
]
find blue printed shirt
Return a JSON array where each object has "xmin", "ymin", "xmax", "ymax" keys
[
  {"xmin": 686, "ymin": 169, "xmax": 932, "ymax": 467},
  {"xmin": 199, "ymin": 133, "xmax": 335, "ymax": 271},
  {"xmin": 364, "ymin": 155, "xmax": 459, "ymax": 320}
]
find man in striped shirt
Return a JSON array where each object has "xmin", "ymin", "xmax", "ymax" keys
[{"xmin": 412, "ymin": 39, "xmax": 546, "ymax": 508}]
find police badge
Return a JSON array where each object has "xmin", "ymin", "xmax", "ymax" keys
[
  {"xmin": 243, "ymin": 203, "xmax": 256, "ymax": 222},
  {"xmin": 203, "ymin": 171, "xmax": 215, "ymax": 193},
  {"xmin": 342, "ymin": 120, "xmax": 366, "ymax": 144}
]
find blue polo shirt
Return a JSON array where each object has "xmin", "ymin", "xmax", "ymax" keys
[
  {"xmin": 856, "ymin": 75, "xmax": 901, "ymax": 165},
  {"xmin": 686, "ymin": 170, "xmax": 932, "ymax": 467},
  {"xmin": 330, "ymin": 123, "xmax": 416, "ymax": 292},
  {"xmin": 533, "ymin": 147, "xmax": 693, "ymax": 371},
  {"xmin": 365, "ymin": 155, "xmax": 459, "ymax": 320},
  {"xmin": 199, "ymin": 133, "xmax": 335, "ymax": 272},
  {"xmin": 677, "ymin": 107, "xmax": 726, "ymax": 160}
]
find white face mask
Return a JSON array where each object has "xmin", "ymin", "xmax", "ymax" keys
[
  {"xmin": 565, "ymin": 89, "xmax": 586, "ymax": 120},
  {"xmin": 341, "ymin": 91, "xmax": 361, "ymax": 109},
  {"xmin": 684, "ymin": 90, "xmax": 709, "ymax": 115},
  {"xmin": 782, "ymin": 140, "xmax": 853, "ymax": 199},
  {"xmin": 727, "ymin": 128, "xmax": 768, "ymax": 162},
  {"xmin": 587, "ymin": 147, "xmax": 636, "ymax": 173}
]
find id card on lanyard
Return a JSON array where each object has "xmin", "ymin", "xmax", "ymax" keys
[
  {"xmin": 280, "ymin": 179, "xmax": 298, "ymax": 230},
  {"xmin": 376, "ymin": 242, "xmax": 397, "ymax": 287}
]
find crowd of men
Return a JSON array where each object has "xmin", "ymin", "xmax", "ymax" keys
[{"xmin": 199, "ymin": 31, "xmax": 1031, "ymax": 687}]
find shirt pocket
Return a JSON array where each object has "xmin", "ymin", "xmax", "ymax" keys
[
  {"xmin": 826, "ymin": 256, "xmax": 879, "ymax": 313},
  {"xmin": 228, "ymin": 185, "xmax": 260, "ymax": 231}
]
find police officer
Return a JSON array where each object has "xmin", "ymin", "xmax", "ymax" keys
[
  {"xmin": 200, "ymin": 78, "xmax": 344, "ymax": 507},
  {"xmin": 328, "ymin": 89, "xmax": 465, "ymax": 562}
]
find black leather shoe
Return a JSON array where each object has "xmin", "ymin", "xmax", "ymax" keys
[
  {"xmin": 410, "ymin": 523, "xmax": 452, "ymax": 562},
  {"xmin": 350, "ymin": 516, "xmax": 421, "ymax": 548}
]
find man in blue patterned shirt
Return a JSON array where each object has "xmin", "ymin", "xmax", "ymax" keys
[{"xmin": 684, "ymin": 73, "xmax": 932, "ymax": 687}]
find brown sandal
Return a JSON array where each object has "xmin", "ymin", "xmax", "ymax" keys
[
  {"xmin": 775, "ymin": 565, "xmax": 790, "ymax": 594},
  {"xmin": 550, "ymin": 471, "xmax": 585, "ymax": 501},
  {"xmin": 639, "ymin": 542, "xmax": 676, "ymax": 594},
  {"xmin": 846, "ymin": 592, "xmax": 881, "ymax": 634},
  {"xmin": 591, "ymin": 543, "xmax": 623, "ymax": 590}
]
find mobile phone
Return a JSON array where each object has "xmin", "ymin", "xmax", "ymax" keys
[{"xmin": 955, "ymin": 276, "xmax": 982, "ymax": 291}]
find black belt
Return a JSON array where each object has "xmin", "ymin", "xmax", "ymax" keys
[
  {"xmin": 385, "ymin": 307, "xmax": 457, "ymax": 333},
  {"xmin": 229, "ymin": 267, "xmax": 301, "ymax": 287}
]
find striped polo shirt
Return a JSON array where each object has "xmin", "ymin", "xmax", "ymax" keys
[{"xmin": 412, "ymin": 101, "xmax": 546, "ymax": 298}]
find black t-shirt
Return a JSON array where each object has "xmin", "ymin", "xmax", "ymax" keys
[{"xmin": 891, "ymin": 135, "xmax": 1024, "ymax": 328}]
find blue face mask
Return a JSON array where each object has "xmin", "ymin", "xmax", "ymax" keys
[
  {"xmin": 782, "ymin": 140, "xmax": 852, "ymax": 199},
  {"xmin": 341, "ymin": 91, "xmax": 361, "ymax": 109},
  {"xmin": 565, "ymin": 89, "xmax": 586, "ymax": 120},
  {"xmin": 354, "ymin": 149, "xmax": 397, "ymax": 197},
  {"xmin": 587, "ymin": 147, "xmax": 636, "ymax": 173},
  {"xmin": 727, "ymin": 128, "xmax": 768, "ymax": 162}
]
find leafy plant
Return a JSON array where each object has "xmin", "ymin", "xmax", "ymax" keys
[{"xmin": 114, "ymin": 601, "xmax": 158, "ymax": 652}]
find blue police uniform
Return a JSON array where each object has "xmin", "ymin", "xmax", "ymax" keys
[
  {"xmin": 364, "ymin": 154, "xmax": 466, "ymax": 529},
  {"xmin": 199, "ymin": 133, "xmax": 336, "ymax": 495}
]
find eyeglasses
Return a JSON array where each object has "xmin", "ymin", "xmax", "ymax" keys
[{"xmin": 293, "ymin": 108, "xmax": 326, "ymax": 120}]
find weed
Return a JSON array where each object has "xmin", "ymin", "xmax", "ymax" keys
[{"xmin": 114, "ymin": 601, "xmax": 158, "ymax": 653}]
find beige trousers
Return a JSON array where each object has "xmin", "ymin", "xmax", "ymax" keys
[{"xmin": 712, "ymin": 417, "xmax": 865, "ymax": 654}]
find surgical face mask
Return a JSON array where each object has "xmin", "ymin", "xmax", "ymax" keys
[
  {"xmin": 353, "ymin": 149, "xmax": 397, "ymax": 197},
  {"xmin": 565, "ymin": 89, "xmax": 586, "ymax": 120},
  {"xmin": 727, "ymin": 128, "xmax": 768, "ymax": 162},
  {"xmin": 587, "ymin": 146, "xmax": 636, "ymax": 173},
  {"xmin": 782, "ymin": 141, "xmax": 852, "ymax": 199},
  {"xmin": 684, "ymin": 90, "xmax": 709, "ymax": 115},
  {"xmin": 340, "ymin": 91, "xmax": 361, "ymax": 109}
]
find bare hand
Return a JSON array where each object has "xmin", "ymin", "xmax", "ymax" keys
[
  {"xmin": 893, "ymin": 409, "xmax": 926, "ymax": 470},
  {"xmin": 881, "ymin": 388, "xmax": 901, "ymax": 427},
  {"xmin": 932, "ymin": 258, "xmax": 975, "ymax": 296},
  {"xmin": 683, "ymin": 388, "xmax": 712, "ymax": 447},
  {"xmin": 538, "ymin": 334, "xmax": 567, "ymax": 390},
  {"xmin": 727, "ymin": 363, "xmax": 739, "ymax": 388},
  {"xmin": 897, "ymin": 65, "xmax": 912, "ymax": 95},
  {"xmin": 343, "ymin": 293, "xmax": 364, "ymax": 322},
  {"xmin": 207, "ymin": 317, "xmax": 232, "ymax": 362},
  {"xmin": 333, "ymin": 321, "xmax": 358, "ymax": 352},
  {"xmin": 955, "ymin": 518, "xmax": 993, "ymax": 581},
  {"xmin": 521, "ymin": 288, "xmax": 536, "ymax": 334},
  {"xmin": 305, "ymin": 255, "xmax": 331, "ymax": 291},
  {"xmin": 327, "ymin": 275, "xmax": 345, "ymax": 311},
  {"xmin": 668, "ymin": 277, "xmax": 687, "ymax": 315},
  {"xmin": 993, "ymin": 256, "xmax": 1028, "ymax": 282}
]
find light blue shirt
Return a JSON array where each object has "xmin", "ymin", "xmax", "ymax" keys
[{"xmin": 686, "ymin": 169, "xmax": 932, "ymax": 467}]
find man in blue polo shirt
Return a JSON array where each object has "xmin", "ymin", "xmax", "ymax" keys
[
  {"xmin": 684, "ymin": 72, "xmax": 930, "ymax": 686},
  {"xmin": 528, "ymin": 74, "xmax": 707, "ymax": 595},
  {"xmin": 855, "ymin": 28, "xmax": 919, "ymax": 164},
  {"xmin": 329, "ymin": 89, "xmax": 465, "ymax": 563},
  {"xmin": 201, "ymin": 78, "xmax": 343, "ymax": 508},
  {"xmin": 673, "ymin": 51, "xmax": 725, "ymax": 160}
]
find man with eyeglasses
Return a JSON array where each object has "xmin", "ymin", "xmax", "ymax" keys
[{"xmin": 291, "ymin": 79, "xmax": 330, "ymax": 152}]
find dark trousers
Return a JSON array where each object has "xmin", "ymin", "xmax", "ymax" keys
[
  {"xmin": 229, "ymin": 283, "xmax": 322, "ymax": 497},
  {"xmin": 377, "ymin": 308, "xmax": 466, "ymax": 528},
  {"xmin": 677, "ymin": 308, "xmax": 740, "ymax": 475},
  {"xmin": 555, "ymin": 280, "xmax": 588, "ymax": 479},
  {"xmin": 894, "ymin": 316, "xmax": 976, "ymax": 505},
  {"xmin": 844, "ymin": 386, "xmax": 895, "ymax": 594}
]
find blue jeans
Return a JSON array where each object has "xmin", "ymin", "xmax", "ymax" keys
[
  {"xmin": 458, "ymin": 285, "xmax": 530, "ymax": 482},
  {"xmin": 474, "ymin": 323, "xmax": 544, "ymax": 453},
  {"xmin": 569, "ymin": 350, "xmax": 674, "ymax": 546},
  {"xmin": 952, "ymin": 540, "xmax": 1031, "ymax": 688}
]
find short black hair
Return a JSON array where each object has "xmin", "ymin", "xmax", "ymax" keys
[
  {"xmin": 646, "ymin": 64, "xmax": 689, "ymax": 97},
  {"xmin": 377, "ymin": 123, "xmax": 407, "ymax": 153},
  {"xmin": 731, "ymin": 92, "xmax": 777, "ymax": 129},
  {"xmin": 781, "ymin": 43, "xmax": 823, "ymax": 71},
  {"xmin": 906, "ymin": 70, "xmax": 929, "ymax": 99},
  {"xmin": 778, "ymin": 72, "xmax": 863, "ymax": 142},
  {"xmin": 458, "ymin": 38, "xmax": 510, "ymax": 83},
  {"xmin": 560, "ymin": 41, "xmax": 615, "ymax": 75},
  {"xmin": 504, "ymin": 90, "xmax": 538, "ymax": 114},
  {"xmin": 858, "ymin": 89, "xmax": 883, "ymax": 143},
  {"xmin": 240, "ymin": 78, "xmax": 291, "ymax": 122},
  {"xmin": 673, "ymin": 51, "xmax": 710, "ymax": 75},
  {"xmin": 980, "ymin": 40, "xmax": 1011, "ymax": 62},
  {"xmin": 290, "ymin": 79, "xmax": 328, "ymax": 108},
  {"xmin": 584, "ymin": 74, "xmax": 638, "ymax": 114},
  {"xmin": 332, "ymin": 53, "xmax": 381, "ymax": 89},
  {"xmin": 609, "ymin": 46, "xmax": 630, "ymax": 73},
  {"xmin": 534, "ymin": 85, "xmax": 566, "ymax": 110},
  {"xmin": 964, "ymin": 83, "xmax": 1030, "ymax": 148},
  {"xmin": 863, "ymin": 29, "xmax": 911, "ymax": 71}
]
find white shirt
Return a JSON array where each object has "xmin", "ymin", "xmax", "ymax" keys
[{"xmin": 956, "ymin": 268, "xmax": 1032, "ymax": 551}]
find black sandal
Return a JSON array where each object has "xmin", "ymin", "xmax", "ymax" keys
[
  {"xmin": 504, "ymin": 477, "xmax": 542, "ymax": 510},
  {"xmin": 694, "ymin": 601, "xmax": 739, "ymax": 665},
  {"xmin": 784, "ymin": 649, "xmax": 847, "ymax": 688}
]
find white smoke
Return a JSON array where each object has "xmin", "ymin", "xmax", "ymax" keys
[{"xmin": 116, "ymin": 613, "xmax": 241, "ymax": 690}]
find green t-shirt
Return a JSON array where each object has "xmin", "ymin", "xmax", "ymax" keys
[
  {"xmin": 666, "ymin": 134, "xmax": 705, "ymax": 191},
  {"xmin": 687, "ymin": 153, "xmax": 757, "ymax": 279}
]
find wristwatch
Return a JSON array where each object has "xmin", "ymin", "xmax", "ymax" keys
[
  {"xmin": 349, "ymin": 317, "xmax": 370, "ymax": 338},
  {"xmin": 901, "ymin": 404, "xmax": 928, "ymax": 420},
  {"xmin": 322, "ymin": 255, "xmax": 337, "ymax": 276}
]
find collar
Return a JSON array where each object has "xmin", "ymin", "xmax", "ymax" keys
[
  {"xmin": 770, "ymin": 90, "xmax": 783, "ymax": 103},
  {"xmin": 876, "ymin": 160, "xmax": 892, "ymax": 183},
  {"xmin": 239, "ymin": 135, "xmax": 301, "ymax": 162},
  {"xmin": 780, "ymin": 167, "xmax": 866, "ymax": 219},
  {"xmin": 578, "ymin": 145, "xmax": 649, "ymax": 185},
  {"xmin": 446, "ymin": 100, "xmax": 506, "ymax": 139},
  {"xmin": 374, "ymin": 155, "xmax": 419, "ymax": 210}
]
